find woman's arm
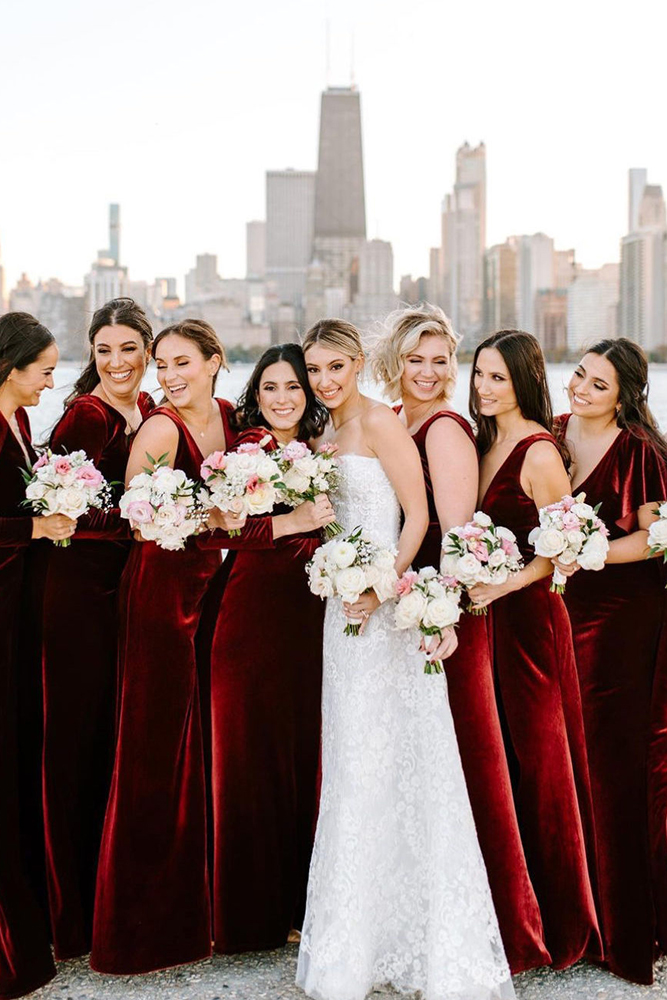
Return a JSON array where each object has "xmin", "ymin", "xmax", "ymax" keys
[
  {"xmin": 605, "ymin": 501, "xmax": 658, "ymax": 564},
  {"xmin": 426, "ymin": 418, "xmax": 478, "ymax": 534},
  {"xmin": 125, "ymin": 416, "xmax": 179, "ymax": 486}
]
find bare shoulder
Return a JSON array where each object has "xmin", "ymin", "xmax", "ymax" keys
[
  {"xmin": 425, "ymin": 413, "xmax": 475, "ymax": 453},
  {"xmin": 524, "ymin": 437, "xmax": 564, "ymax": 473},
  {"xmin": 132, "ymin": 413, "xmax": 179, "ymax": 451},
  {"xmin": 362, "ymin": 400, "xmax": 408, "ymax": 440}
]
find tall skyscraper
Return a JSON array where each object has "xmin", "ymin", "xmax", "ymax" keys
[
  {"xmin": 312, "ymin": 87, "xmax": 366, "ymax": 301},
  {"xmin": 185, "ymin": 253, "xmax": 222, "ymax": 303},
  {"xmin": 86, "ymin": 204, "xmax": 128, "ymax": 313},
  {"xmin": 265, "ymin": 169, "xmax": 315, "ymax": 309},
  {"xmin": 629, "ymin": 168, "xmax": 648, "ymax": 233},
  {"xmin": 109, "ymin": 204, "xmax": 120, "ymax": 265},
  {"xmin": 246, "ymin": 221, "xmax": 266, "ymax": 280},
  {"xmin": 351, "ymin": 239, "xmax": 397, "ymax": 324},
  {"xmin": 567, "ymin": 264, "xmax": 619, "ymax": 352},
  {"xmin": 514, "ymin": 233, "xmax": 555, "ymax": 331},
  {"xmin": 620, "ymin": 169, "xmax": 667, "ymax": 351},
  {"xmin": 441, "ymin": 142, "xmax": 486, "ymax": 346},
  {"xmin": 483, "ymin": 241, "xmax": 517, "ymax": 332}
]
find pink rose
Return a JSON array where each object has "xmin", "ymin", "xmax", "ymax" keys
[
  {"xmin": 441, "ymin": 574, "xmax": 459, "ymax": 589},
  {"xmin": 54, "ymin": 457, "xmax": 72, "ymax": 476},
  {"xmin": 126, "ymin": 500, "xmax": 154, "ymax": 524},
  {"xmin": 237, "ymin": 442, "xmax": 260, "ymax": 455},
  {"xmin": 462, "ymin": 524, "xmax": 485, "ymax": 539},
  {"xmin": 317, "ymin": 441, "xmax": 339, "ymax": 455},
  {"xmin": 172, "ymin": 503, "xmax": 187, "ymax": 526},
  {"xmin": 598, "ymin": 523, "xmax": 610, "ymax": 538},
  {"xmin": 33, "ymin": 453, "xmax": 49, "ymax": 470},
  {"xmin": 561, "ymin": 495, "xmax": 575, "ymax": 510},
  {"xmin": 473, "ymin": 541, "xmax": 489, "ymax": 562},
  {"xmin": 562, "ymin": 511, "xmax": 580, "ymax": 530},
  {"xmin": 501, "ymin": 537, "xmax": 517, "ymax": 556},
  {"xmin": 201, "ymin": 451, "xmax": 227, "ymax": 478},
  {"xmin": 396, "ymin": 570, "xmax": 418, "ymax": 597},
  {"xmin": 245, "ymin": 474, "xmax": 260, "ymax": 494},
  {"xmin": 76, "ymin": 465, "xmax": 103, "ymax": 488},
  {"xmin": 283, "ymin": 440, "xmax": 309, "ymax": 461}
]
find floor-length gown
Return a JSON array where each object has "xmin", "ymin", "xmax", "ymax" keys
[
  {"xmin": 481, "ymin": 433, "xmax": 602, "ymax": 969},
  {"xmin": 0, "ymin": 408, "xmax": 56, "ymax": 998},
  {"xmin": 202, "ymin": 427, "xmax": 324, "ymax": 953},
  {"xmin": 410, "ymin": 410, "xmax": 549, "ymax": 973},
  {"xmin": 42, "ymin": 391, "xmax": 154, "ymax": 960},
  {"xmin": 297, "ymin": 454, "xmax": 514, "ymax": 1000},
  {"xmin": 91, "ymin": 399, "xmax": 236, "ymax": 975},
  {"xmin": 555, "ymin": 413, "xmax": 667, "ymax": 984}
]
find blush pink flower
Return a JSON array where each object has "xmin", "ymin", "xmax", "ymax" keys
[
  {"xmin": 473, "ymin": 541, "xmax": 490, "ymax": 562},
  {"xmin": 245, "ymin": 474, "xmax": 260, "ymax": 494},
  {"xmin": 282, "ymin": 440, "xmax": 309, "ymax": 461},
  {"xmin": 501, "ymin": 537, "xmax": 517, "ymax": 556},
  {"xmin": 76, "ymin": 465, "xmax": 103, "ymax": 488},
  {"xmin": 34, "ymin": 453, "xmax": 49, "ymax": 470},
  {"xmin": 237, "ymin": 442, "xmax": 260, "ymax": 455},
  {"xmin": 54, "ymin": 457, "xmax": 72, "ymax": 476},
  {"xmin": 126, "ymin": 500, "xmax": 154, "ymax": 524},
  {"xmin": 462, "ymin": 524, "xmax": 485, "ymax": 539},
  {"xmin": 201, "ymin": 451, "xmax": 226, "ymax": 478},
  {"xmin": 396, "ymin": 570, "xmax": 418, "ymax": 597},
  {"xmin": 562, "ymin": 511, "xmax": 580, "ymax": 530}
]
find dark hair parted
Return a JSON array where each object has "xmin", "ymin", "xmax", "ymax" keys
[
  {"xmin": 153, "ymin": 319, "xmax": 228, "ymax": 395},
  {"xmin": 235, "ymin": 343, "xmax": 329, "ymax": 440},
  {"xmin": 67, "ymin": 297, "xmax": 153, "ymax": 404},
  {"xmin": 470, "ymin": 329, "xmax": 564, "ymax": 460},
  {"xmin": 585, "ymin": 337, "xmax": 667, "ymax": 460},
  {"xmin": 0, "ymin": 312, "xmax": 55, "ymax": 390}
]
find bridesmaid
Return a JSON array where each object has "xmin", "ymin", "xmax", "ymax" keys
[
  {"xmin": 0, "ymin": 313, "xmax": 74, "ymax": 998},
  {"xmin": 553, "ymin": 338, "xmax": 667, "ymax": 984},
  {"xmin": 91, "ymin": 319, "xmax": 240, "ymax": 975},
  {"xmin": 202, "ymin": 344, "xmax": 335, "ymax": 954},
  {"xmin": 370, "ymin": 304, "xmax": 549, "ymax": 973},
  {"xmin": 466, "ymin": 329, "xmax": 602, "ymax": 969},
  {"xmin": 42, "ymin": 297, "xmax": 154, "ymax": 961}
]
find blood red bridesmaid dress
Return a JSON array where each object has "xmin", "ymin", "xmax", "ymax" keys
[
  {"xmin": 90, "ymin": 399, "xmax": 236, "ymax": 975},
  {"xmin": 410, "ymin": 410, "xmax": 549, "ymax": 973},
  {"xmin": 41, "ymin": 391, "xmax": 154, "ymax": 960},
  {"xmin": 555, "ymin": 413, "xmax": 667, "ymax": 984},
  {"xmin": 200, "ymin": 428, "xmax": 324, "ymax": 953},
  {"xmin": 0, "ymin": 408, "xmax": 55, "ymax": 998},
  {"xmin": 481, "ymin": 432, "xmax": 602, "ymax": 969}
]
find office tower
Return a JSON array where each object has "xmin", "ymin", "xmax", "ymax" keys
[
  {"xmin": 629, "ymin": 169, "xmax": 648, "ymax": 233},
  {"xmin": 266, "ymin": 170, "xmax": 315, "ymax": 308},
  {"xmin": 351, "ymin": 239, "xmax": 397, "ymax": 323},
  {"xmin": 86, "ymin": 203, "xmax": 128, "ymax": 313},
  {"xmin": 185, "ymin": 253, "xmax": 222, "ymax": 303},
  {"xmin": 440, "ymin": 142, "xmax": 486, "ymax": 345},
  {"xmin": 312, "ymin": 87, "xmax": 366, "ymax": 302},
  {"xmin": 514, "ymin": 233, "xmax": 555, "ymax": 331},
  {"xmin": 567, "ymin": 264, "xmax": 619, "ymax": 352},
  {"xmin": 246, "ymin": 221, "xmax": 266, "ymax": 280},
  {"xmin": 620, "ymin": 170, "xmax": 667, "ymax": 351},
  {"xmin": 109, "ymin": 204, "xmax": 120, "ymax": 265},
  {"xmin": 428, "ymin": 247, "xmax": 444, "ymax": 307},
  {"xmin": 483, "ymin": 242, "xmax": 518, "ymax": 332},
  {"xmin": 535, "ymin": 289, "xmax": 568, "ymax": 356}
]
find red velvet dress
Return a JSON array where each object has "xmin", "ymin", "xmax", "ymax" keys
[
  {"xmin": 91, "ymin": 399, "xmax": 236, "ymax": 975},
  {"xmin": 41, "ymin": 392, "xmax": 154, "ymax": 960},
  {"xmin": 555, "ymin": 414, "xmax": 667, "ymax": 984},
  {"xmin": 200, "ymin": 428, "xmax": 324, "ymax": 953},
  {"xmin": 0, "ymin": 409, "xmax": 56, "ymax": 999},
  {"xmin": 481, "ymin": 433, "xmax": 602, "ymax": 969},
  {"xmin": 410, "ymin": 410, "xmax": 549, "ymax": 973}
]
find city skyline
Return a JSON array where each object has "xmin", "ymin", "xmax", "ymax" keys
[{"xmin": 1, "ymin": 0, "xmax": 665, "ymax": 294}]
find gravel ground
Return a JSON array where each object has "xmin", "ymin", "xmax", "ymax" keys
[{"xmin": 27, "ymin": 948, "xmax": 667, "ymax": 1000}]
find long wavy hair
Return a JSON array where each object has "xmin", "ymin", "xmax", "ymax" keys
[
  {"xmin": 67, "ymin": 297, "xmax": 153, "ymax": 404},
  {"xmin": 235, "ymin": 343, "xmax": 328, "ymax": 439}
]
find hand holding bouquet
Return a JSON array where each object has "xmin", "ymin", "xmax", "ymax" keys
[
  {"xmin": 274, "ymin": 440, "xmax": 343, "ymax": 539},
  {"xmin": 306, "ymin": 525, "xmax": 397, "ymax": 635},
  {"xmin": 394, "ymin": 566, "xmax": 462, "ymax": 674},
  {"xmin": 22, "ymin": 449, "xmax": 113, "ymax": 547},
  {"xmin": 441, "ymin": 512, "xmax": 523, "ymax": 614},
  {"xmin": 528, "ymin": 492, "xmax": 609, "ymax": 593},
  {"xmin": 648, "ymin": 502, "xmax": 667, "ymax": 567},
  {"xmin": 120, "ymin": 457, "xmax": 209, "ymax": 551},
  {"xmin": 200, "ymin": 438, "xmax": 282, "ymax": 536}
]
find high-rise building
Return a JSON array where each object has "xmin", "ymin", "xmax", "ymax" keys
[
  {"xmin": 535, "ymin": 289, "xmax": 568, "ymax": 357},
  {"xmin": 265, "ymin": 170, "xmax": 315, "ymax": 309},
  {"xmin": 567, "ymin": 264, "xmax": 619, "ymax": 352},
  {"xmin": 351, "ymin": 239, "xmax": 397, "ymax": 324},
  {"xmin": 629, "ymin": 169, "xmax": 648, "ymax": 233},
  {"xmin": 185, "ymin": 253, "xmax": 222, "ymax": 303},
  {"xmin": 483, "ymin": 242, "xmax": 517, "ymax": 332},
  {"xmin": 246, "ymin": 221, "xmax": 266, "ymax": 280},
  {"xmin": 514, "ymin": 233, "xmax": 555, "ymax": 331},
  {"xmin": 620, "ymin": 170, "xmax": 667, "ymax": 351},
  {"xmin": 440, "ymin": 142, "xmax": 486, "ymax": 346},
  {"xmin": 86, "ymin": 203, "xmax": 128, "ymax": 314},
  {"xmin": 9, "ymin": 275, "xmax": 85, "ymax": 359}
]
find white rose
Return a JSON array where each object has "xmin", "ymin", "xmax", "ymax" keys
[
  {"xmin": 257, "ymin": 457, "xmax": 280, "ymax": 481},
  {"xmin": 487, "ymin": 548, "xmax": 507, "ymax": 568},
  {"xmin": 489, "ymin": 564, "xmax": 509, "ymax": 585},
  {"xmin": 335, "ymin": 565, "xmax": 368, "ymax": 602},
  {"xmin": 245, "ymin": 483, "xmax": 277, "ymax": 514},
  {"xmin": 310, "ymin": 574, "xmax": 335, "ymax": 599},
  {"xmin": 395, "ymin": 589, "xmax": 428, "ymax": 629},
  {"xmin": 427, "ymin": 579, "xmax": 446, "ymax": 599},
  {"xmin": 374, "ymin": 569, "xmax": 398, "ymax": 602},
  {"xmin": 533, "ymin": 527, "xmax": 567, "ymax": 559},
  {"xmin": 455, "ymin": 552, "xmax": 483, "ymax": 586},
  {"xmin": 419, "ymin": 566, "xmax": 438, "ymax": 581},
  {"xmin": 57, "ymin": 486, "xmax": 89, "ymax": 518},
  {"xmin": 294, "ymin": 455, "xmax": 318, "ymax": 478},
  {"xmin": 158, "ymin": 529, "xmax": 187, "ymax": 551},
  {"xmin": 423, "ymin": 595, "xmax": 461, "ymax": 630},
  {"xmin": 440, "ymin": 551, "xmax": 460, "ymax": 577},
  {"xmin": 283, "ymin": 467, "xmax": 311, "ymax": 494},
  {"xmin": 374, "ymin": 548, "xmax": 396, "ymax": 572},
  {"xmin": 571, "ymin": 501, "xmax": 595, "ymax": 520},
  {"xmin": 151, "ymin": 467, "xmax": 181, "ymax": 495},
  {"xmin": 154, "ymin": 503, "xmax": 180, "ymax": 527},
  {"xmin": 658, "ymin": 503, "xmax": 667, "ymax": 518},
  {"xmin": 577, "ymin": 532, "xmax": 609, "ymax": 571},
  {"xmin": 495, "ymin": 525, "xmax": 517, "ymax": 543},
  {"xmin": 649, "ymin": 519, "xmax": 667, "ymax": 549},
  {"xmin": 330, "ymin": 541, "xmax": 357, "ymax": 569},
  {"xmin": 472, "ymin": 511, "xmax": 492, "ymax": 528},
  {"xmin": 25, "ymin": 482, "xmax": 48, "ymax": 501},
  {"xmin": 564, "ymin": 529, "xmax": 585, "ymax": 550}
]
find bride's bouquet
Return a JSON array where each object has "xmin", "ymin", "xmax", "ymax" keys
[
  {"xmin": 306, "ymin": 525, "xmax": 398, "ymax": 636},
  {"xmin": 528, "ymin": 492, "xmax": 609, "ymax": 593},
  {"xmin": 647, "ymin": 502, "xmax": 667, "ymax": 567},
  {"xmin": 120, "ymin": 460, "xmax": 209, "ymax": 551},
  {"xmin": 22, "ymin": 449, "xmax": 113, "ymax": 547},
  {"xmin": 394, "ymin": 566, "xmax": 462, "ymax": 674},
  {"xmin": 274, "ymin": 440, "xmax": 343, "ymax": 539},
  {"xmin": 200, "ymin": 438, "xmax": 282, "ymax": 536},
  {"xmin": 441, "ymin": 512, "xmax": 523, "ymax": 614}
]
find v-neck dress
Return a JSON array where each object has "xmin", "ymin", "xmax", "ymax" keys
[
  {"xmin": 481, "ymin": 432, "xmax": 602, "ymax": 969},
  {"xmin": 91, "ymin": 399, "xmax": 237, "ymax": 975},
  {"xmin": 555, "ymin": 413, "xmax": 667, "ymax": 984}
]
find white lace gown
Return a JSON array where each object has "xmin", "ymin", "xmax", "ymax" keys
[{"xmin": 296, "ymin": 456, "xmax": 515, "ymax": 1000}]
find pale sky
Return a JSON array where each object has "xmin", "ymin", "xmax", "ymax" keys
[{"xmin": 1, "ymin": 0, "xmax": 666, "ymax": 296}]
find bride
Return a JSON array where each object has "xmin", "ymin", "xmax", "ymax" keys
[{"xmin": 296, "ymin": 319, "xmax": 514, "ymax": 1000}]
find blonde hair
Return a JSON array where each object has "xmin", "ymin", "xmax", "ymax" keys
[
  {"xmin": 370, "ymin": 303, "xmax": 460, "ymax": 403},
  {"xmin": 302, "ymin": 318, "xmax": 364, "ymax": 362}
]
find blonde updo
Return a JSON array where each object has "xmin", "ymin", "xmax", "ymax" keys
[
  {"xmin": 302, "ymin": 318, "xmax": 364, "ymax": 362},
  {"xmin": 370, "ymin": 303, "xmax": 459, "ymax": 403}
]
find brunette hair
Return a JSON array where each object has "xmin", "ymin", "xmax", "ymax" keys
[
  {"xmin": 235, "ymin": 343, "xmax": 328, "ymax": 439},
  {"xmin": 470, "ymin": 329, "xmax": 559, "ymax": 458},
  {"xmin": 302, "ymin": 318, "xmax": 364, "ymax": 362},
  {"xmin": 0, "ymin": 312, "xmax": 55, "ymax": 390},
  {"xmin": 153, "ymin": 318, "xmax": 228, "ymax": 395},
  {"xmin": 370, "ymin": 303, "xmax": 459, "ymax": 402},
  {"xmin": 584, "ymin": 338, "xmax": 667, "ymax": 460},
  {"xmin": 67, "ymin": 297, "xmax": 153, "ymax": 404}
]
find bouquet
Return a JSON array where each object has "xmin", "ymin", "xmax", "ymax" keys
[
  {"xmin": 441, "ymin": 511, "xmax": 523, "ymax": 614},
  {"xmin": 200, "ymin": 438, "xmax": 282, "ymax": 536},
  {"xmin": 528, "ymin": 492, "xmax": 609, "ymax": 593},
  {"xmin": 648, "ymin": 502, "xmax": 667, "ymax": 565},
  {"xmin": 22, "ymin": 449, "xmax": 113, "ymax": 547},
  {"xmin": 306, "ymin": 525, "xmax": 398, "ymax": 636},
  {"xmin": 120, "ymin": 458, "xmax": 209, "ymax": 551},
  {"xmin": 394, "ymin": 566, "xmax": 462, "ymax": 674},
  {"xmin": 274, "ymin": 439, "xmax": 343, "ymax": 539}
]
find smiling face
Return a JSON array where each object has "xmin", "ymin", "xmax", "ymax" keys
[
  {"xmin": 568, "ymin": 352, "xmax": 620, "ymax": 421},
  {"xmin": 304, "ymin": 344, "xmax": 361, "ymax": 411},
  {"xmin": 473, "ymin": 347, "xmax": 518, "ymax": 419},
  {"xmin": 93, "ymin": 324, "xmax": 150, "ymax": 401},
  {"xmin": 155, "ymin": 333, "xmax": 220, "ymax": 408},
  {"xmin": 257, "ymin": 360, "xmax": 306, "ymax": 437},
  {"xmin": 7, "ymin": 342, "xmax": 59, "ymax": 408},
  {"xmin": 400, "ymin": 333, "xmax": 452, "ymax": 404}
]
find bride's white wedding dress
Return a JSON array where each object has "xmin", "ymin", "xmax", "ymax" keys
[{"xmin": 296, "ymin": 455, "xmax": 515, "ymax": 1000}]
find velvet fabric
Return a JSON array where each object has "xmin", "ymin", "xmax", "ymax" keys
[
  {"xmin": 410, "ymin": 410, "xmax": 549, "ymax": 973},
  {"xmin": 0, "ymin": 409, "xmax": 56, "ymax": 998},
  {"xmin": 556, "ymin": 414, "xmax": 667, "ymax": 984},
  {"xmin": 199, "ymin": 428, "xmax": 324, "ymax": 953},
  {"xmin": 482, "ymin": 432, "xmax": 602, "ymax": 969},
  {"xmin": 41, "ymin": 392, "xmax": 154, "ymax": 959},
  {"xmin": 90, "ymin": 399, "xmax": 236, "ymax": 975}
]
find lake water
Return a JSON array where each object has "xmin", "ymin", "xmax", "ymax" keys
[{"xmin": 29, "ymin": 362, "xmax": 667, "ymax": 443}]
